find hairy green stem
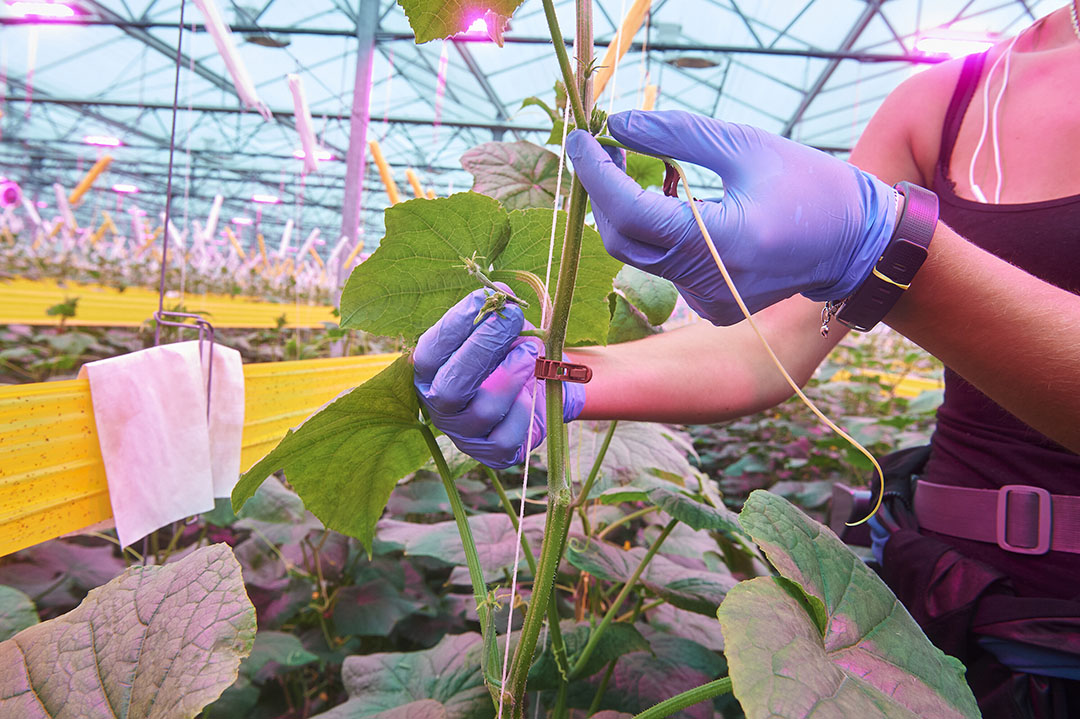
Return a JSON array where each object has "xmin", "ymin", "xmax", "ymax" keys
[
  {"xmin": 571, "ymin": 419, "xmax": 618, "ymax": 508},
  {"xmin": 596, "ymin": 505, "xmax": 660, "ymax": 541},
  {"xmin": 571, "ymin": 519, "xmax": 678, "ymax": 678},
  {"xmin": 631, "ymin": 678, "xmax": 733, "ymax": 719},
  {"xmin": 418, "ymin": 422, "xmax": 498, "ymax": 687},
  {"xmin": 587, "ymin": 659, "xmax": 618, "ymax": 716},
  {"xmin": 540, "ymin": 0, "xmax": 588, "ymax": 129}
]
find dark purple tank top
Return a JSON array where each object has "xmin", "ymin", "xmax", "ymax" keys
[{"xmin": 924, "ymin": 51, "xmax": 1080, "ymax": 598}]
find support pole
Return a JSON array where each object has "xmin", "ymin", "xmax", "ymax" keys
[{"xmin": 339, "ymin": 0, "xmax": 379, "ymax": 280}]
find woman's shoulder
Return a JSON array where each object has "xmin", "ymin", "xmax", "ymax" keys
[{"xmin": 852, "ymin": 55, "xmax": 970, "ymax": 185}]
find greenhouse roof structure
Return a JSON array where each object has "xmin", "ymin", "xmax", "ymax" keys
[{"xmin": 0, "ymin": 0, "xmax": 1060, "ymax": 252}]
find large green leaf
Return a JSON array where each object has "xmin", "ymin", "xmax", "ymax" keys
[
  {"xmin": 0, "ymin": 586, "xmax": 37, "ymax": 641},
  {"xmin": 717, "ymin": 491, "xmax": 980, "ymax": 719},
  {"xmin": 339, "ymin": 193, "xmax": 511, "ymax": 342},
  {"xmin": 0, "ymin": 544, "xmax": 255, "ymax": 719},
  {"xmin": 310, "ymin": 633, "xmax": 492, "ymax": 719},
  {"xmin": 460, "ymin": 141, "xmax": 570, "ymax": 211},
  {"xmin": 567, "ymin": 539, "xmax": 737, "ymax": 616},
  {"xmin": 398, "ymin": 0, "xmax": 525, "ymax": 44},
  {"xmin": 599, "ymin": 484, "xmax": 742, "ymax": 541},
  {"xmin": 232, "ymin": 355, "xmax": 429, "ymax": 553},
  {"xmin": 607, "ymin": 293, "xmax": 658, "ymax": 344},
  {"xmin": 243, "ymin": 630, "xmax": 319, "ymax": 677},
  {"xmin": 492, "ymin": 208, "xmax": 622, "ymax": 346}
]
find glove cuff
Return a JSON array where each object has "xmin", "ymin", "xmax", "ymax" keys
[
  {"xmin": 563, "ymin": 381, "xmax": 586, "ymax": 423},
  {"xmin": 802, "ymin": 171, "xmax": 899, "ymax": 303}
]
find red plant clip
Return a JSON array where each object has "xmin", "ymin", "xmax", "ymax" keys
[{"xmin": 535, "ymin": 358, "xmax": 593, "ymax": 384}]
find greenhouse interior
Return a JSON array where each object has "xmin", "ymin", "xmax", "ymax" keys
[{"xmin": 2, "ymin": 0, "xmax": 1078, "ymax": 717}]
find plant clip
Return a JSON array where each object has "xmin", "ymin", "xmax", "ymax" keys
[
  {"xmin": 535, "ymin": 357, "xmax": 592, "ymax": 384},
  {"xmin": 662, "ymin": 162, "xmax": 681, "ymax": 198}
]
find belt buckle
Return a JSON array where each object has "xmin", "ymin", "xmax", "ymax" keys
[{"xmin": 996, "ymin": 485, "xmax": 1052, "ymax": 555}]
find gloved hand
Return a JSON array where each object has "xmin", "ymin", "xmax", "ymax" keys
[
  {"xmin": 413, "ymin": 287, "xmax": 586, "ymax": 469},
  {"xmin": 566, "ymin": 110, "xmax": 900, "ymax": 325}
]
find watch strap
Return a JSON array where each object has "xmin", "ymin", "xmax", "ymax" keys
[{"xmin": 833, "ymin": 181, "xmax": 938, "ymax": 332}]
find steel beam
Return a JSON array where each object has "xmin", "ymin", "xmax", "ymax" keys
[{"xmin": 780, "ymin": 0, "xmax": 884, "ymax": 138}]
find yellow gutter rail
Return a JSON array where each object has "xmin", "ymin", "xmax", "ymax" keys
[
  {"xmin": 0, "ymin": 353, "xmax": 398, "ymax": 557},
  {"xmin": 0, "ymin": 278, "xmax": 337, "ymax": 328}
]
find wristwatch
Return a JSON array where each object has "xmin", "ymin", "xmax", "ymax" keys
[{"xmin": 822, "ymin": 181, "xmax": 939, "ymax": 335}]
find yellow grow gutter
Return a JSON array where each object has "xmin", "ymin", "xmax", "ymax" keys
[
  {"xmin": 0, "ymin": 353, "xmax": 398, "ymax": 557},
  {"xmin": 0, "ymin": 277, "xmax": 337, "ymax": 329}
]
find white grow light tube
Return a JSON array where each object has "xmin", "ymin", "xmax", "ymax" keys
[
  {"xmin": 288, "ymin": 74, "xmax": 320, "ymax": 175},
  {"xmin": 192, "ymin": 0, "xmax": 271, "ymax": 119}
]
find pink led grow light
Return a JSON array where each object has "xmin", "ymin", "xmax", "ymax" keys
[
  {"xmin": 84, "ymin": 135, "xmax": 122, "ymax": 147},
  {"xmin": 112, "ymin": 183, "xmax": 139, "ymax": 194},
  {"xmin": 251, "ymin": 193, "xmax": 280, "ymax": 204},
  {"xmin": 232, "ymin": 217, "xmax": 253, "ymax": 226},
  {"xmin": 293, "ymin": 148, "xmax": 335, "ymax": 162},
  {"xmin": 7, "ymin": 1, "xmax": 77, "ymax": 18}
]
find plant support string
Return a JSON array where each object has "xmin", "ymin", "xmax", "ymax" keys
[{"xmin": 597, "ymin": 137, "xmax": 885, "ymax": 525}]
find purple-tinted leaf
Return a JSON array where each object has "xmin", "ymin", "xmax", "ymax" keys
[
  {"xmin": 310, "ymin": 633, "xmax": 490, "ymax": 719},
  {"xmin": 243, "ymin": 630, "xmax": 319, "ymax": 684},
  {"xmin": 372, "ymin": 700, "xmax": 450, "ymax": 719},
  {"xmin": 570, "ymin": 632, "xmax": 726, "ymax": 719},
  {"xmin": 461, "ymin": 140, "xmax": 570, "ymax": 211},
  {"xmin": 0, "ymin": 544, "xmax": 255, "ymax": 718},
  {"xmin": 541, "ymin": 421, "xmax": 705, "ymax": 496},
  {"xmin": 333, "ymin": 583, "xmax": 421, "ymax": 638},
  {"xmin": 0, "ymin": 586, "xmax": 38, "ymax": 641},
  {"xmin": 379, "ymin": 513, "xmax": 546, "ymax": 582},
  {"xmin": 235, "ymin": 476, "xmax": 322, "ymax": 545},
  {"xmin": 385, "ymin": 476, "xmax": 453, "ymax": 516},
  {"xmin": 0, "ymin": 540, "xmax": 126, "ymax": 615},
  {"xmin": 717, "ymin": 490, "xmax": 980, "ymax": 719},
  {"xmin": 646, "ymin": 603, "xmax": 725, "ymax": 652},
  {"xmin": 567, "ymin": 539, "xmax": 737, "ymax": 616}
]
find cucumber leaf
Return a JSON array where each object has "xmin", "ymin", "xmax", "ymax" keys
[
  {"xmin": 340, "ymin": 193, "xmax": 511, "ymax": 343},
  {"xmin": 232, "ymin": 355, "xmax": 429, "ymax": 554},
  {"xmin": 717, "ymin": 490, "xmax": 980, "ymax": 719},
  {"xmin": 398, "ymin": 0, "xmax": 525, "ymax": 45},
  {"xmin": 460, "ymin": 140, "xmax": 570, "ymax": 211},
  {"xmin": 0, "ymin": 544, "xmax": 255, "ymax": 719}
]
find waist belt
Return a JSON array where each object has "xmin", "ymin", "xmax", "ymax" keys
[{"xmin": 914, "ymin": 480, "xmax": 1080, "ymax": 555}]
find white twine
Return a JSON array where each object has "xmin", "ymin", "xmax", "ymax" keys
[{"xmin": 496, "ymin": 39, "xmax": 577, "ymax": 719}]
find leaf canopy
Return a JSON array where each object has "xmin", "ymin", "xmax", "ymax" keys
[
  {"xmin": 717, "ymin": 490, "xmax": 980, "ymax": 719},
  {"xmin": 310, "ymin": 633, "xmax": 491, "ymax": 719},
  {"xmin": 0, "ymin": 544, "xmax": 255, "ymax": 719},
  {"xmin": 232, "ymin": 355, "xmax": 429, "ymax": 554}
]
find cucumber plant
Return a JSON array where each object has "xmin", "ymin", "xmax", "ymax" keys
[{"xmin": 233, "ymin": 2, "xmax": 980, "ymax": 718}]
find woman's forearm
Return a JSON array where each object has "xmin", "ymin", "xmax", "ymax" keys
[
  {"xmin": 568, "ymin": 296, "xmax": 842, "ymax": 424},
  {"xmin": 887, "ymin": 223, "xmax": 1080, "ymax": 453}
]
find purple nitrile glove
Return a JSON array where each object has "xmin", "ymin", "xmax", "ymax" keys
[
  {"xmin": 565, "ymin": 110, "xmax": 900, "ymax": 326},
  {"xmin": 413, "ymin": 286, "xmax": 586, "ymax": 469}
]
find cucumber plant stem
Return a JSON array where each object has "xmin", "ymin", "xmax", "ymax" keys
[
  {"xmin": 631, "ymin": 678, "xmax": 733, "ymax": 719},
  {"xmin": 571, "ymin": 519, "xmax": 678, "ymax": 677},
  {"xmin": 418, "ymin": 421, "xmax": 498, "ymax": 692},
  {"xmin": 540, "ymin": 0, "xmax": 588, "ymax": 129}
]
